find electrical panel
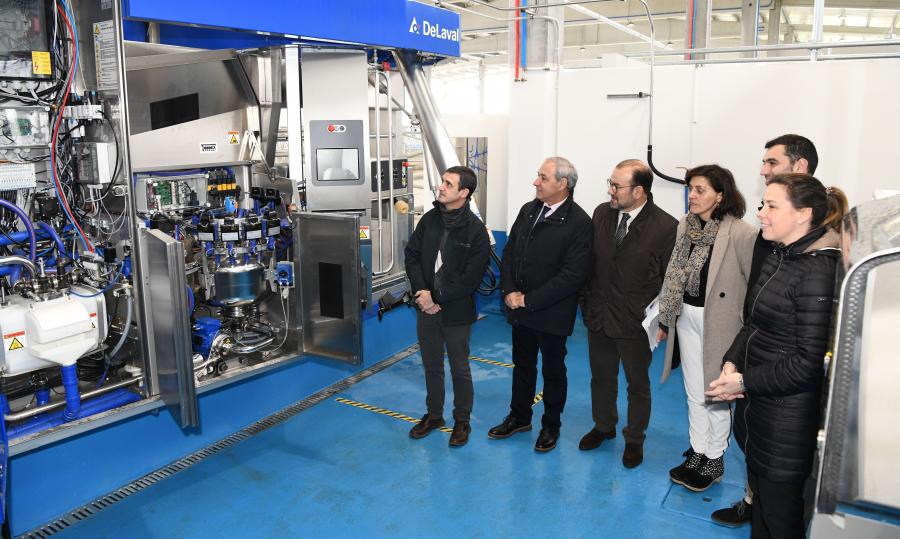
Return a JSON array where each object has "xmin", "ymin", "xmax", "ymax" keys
[
  {"xmin": 135, "ymin": 172, "xmax": 209, "ymax": 213},
  {"xmin": 0, "ymin": 0, "xmax": 51, "ymax": 79},
  {"xmin": 75, "ymin": 142, "xmax": 117, "ymax": 185},
  {"xmin": 0, "ymin": 161, "xmax": 42, "ymax": 190},
  {"xmin": 0, "ymin": 106, "xmax": 50, "ymax": 150}
]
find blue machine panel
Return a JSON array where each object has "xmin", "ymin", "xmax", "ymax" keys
[{"xmin": 123, "ymin": 0, "xmax": 461, "ymax": 57}]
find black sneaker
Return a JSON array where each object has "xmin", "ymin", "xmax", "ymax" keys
[
  {"xmin": 711, "ymin": 498, "xmax": 752, "ymax": 527},
  {"xmin": 669, "ymin": 448, "xmax": 705, "ymax": 485},
  {"xmin": 682, "ymin": 455, "xmax": 724, "ymax": 492}
]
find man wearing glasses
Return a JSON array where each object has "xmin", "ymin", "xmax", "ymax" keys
[{"xmin": 579, "ymin": 159, "xmax": 677, "ymax": 468}]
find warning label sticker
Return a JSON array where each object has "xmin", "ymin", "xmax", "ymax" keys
[
  {"xmin": 3, "ymin": 330, "xmax": 26, "ymax": 352},
  {"xmin": 359, "ymin": 226, "xmax": 370, "ymax": 240},
  {"xmin": 93, "ymin": 21, "xmax": 118, "ymax": 91},
  {"xmin": 227, "ymin": 131, "xmax": 240, "ymax": 145},
  {"xmin": 32, "ymin": 51, "xmax": 51, "ymax": 75}
]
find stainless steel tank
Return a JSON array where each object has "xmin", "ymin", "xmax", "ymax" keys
[{"xmin": 214, "ymin": 262, "xmax": 266, "ymax": 306}]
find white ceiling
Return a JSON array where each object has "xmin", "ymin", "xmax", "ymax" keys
[{"xmin": 433, "ymin": 0, "xmax": 900, "ymax": 72}]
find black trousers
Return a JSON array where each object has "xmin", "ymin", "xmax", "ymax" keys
[
  {"xmin": 417, "ymin": 312, "xmax": 474, "ymax": 422},
  {"xmin": 588, "ymin": 328, "xmax": 653, "ymax": 444},
  {"xmin": 747, "ymin": 467, "xmax": 806, "ymax": 539},
  {"xmin": 510, "ymin": 325, "xmax": 568, "ymax": 430}
]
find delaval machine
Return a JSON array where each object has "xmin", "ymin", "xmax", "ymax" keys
[{"xmin": 0, "ymin": 0, "xmax": 462, "ymax": 533}]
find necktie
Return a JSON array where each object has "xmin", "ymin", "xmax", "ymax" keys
[
  {"xmin": 533, "ymin": 204, "xmax": 550, "ymax": 229},
  {"xmin": 615, "ymin": 212, "xmax": 630, "ymax": 246}
]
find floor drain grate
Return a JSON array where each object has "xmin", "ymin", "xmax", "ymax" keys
[{"xmin": 17, "ymin": 345, "xmax": 420, "ymax": 538}]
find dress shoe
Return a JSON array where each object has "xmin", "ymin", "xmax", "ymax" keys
[
  {"xmin": 711, "ymin": 498, "xmax": 752, "ymax": 527},
  {"xmin": 534, "ymin": 428, "xmax": 560, "ymax": 452},
  {"xmin": 623, "ymin": 442, "xmax": 644, "ymax": 468},
  {"xmin": 448, "ymin": 421, "xmax": 471, "ymax": 447},
  {"xmin": 409, "ymin": 414, "xmax": 445, "ymax": 439},
  {"xmin": 670, "ymin": 447, "xmax": 705, "ymax": 485},
  {"xmin": 578, "ymin": 428, "xmax": 616, "ymax": 451},
  {"xmin": 487, "ymin": 415, "xmax": 532, "ymax": 439}
]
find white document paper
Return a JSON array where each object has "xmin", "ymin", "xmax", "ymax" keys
[{"xmin": 642, "ymin": 295, "xmax": 660, "ymax": 351}]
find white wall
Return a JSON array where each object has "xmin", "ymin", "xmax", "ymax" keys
[
  {"xmin": 456, "ymin": 58, "xmax": 900, "ymax": 231},
  {"xmin": 442, "ymin": 114, "xmax": 510, "ymax": 231}
]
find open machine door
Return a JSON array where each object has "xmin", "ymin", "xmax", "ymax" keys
[
  {"xmin": 140, "ymin": 229, "xmax": 200, "ymax": 427},
  {"xmin": 296, "ymin": 213, "xmax": 364, "ymax": 365}
]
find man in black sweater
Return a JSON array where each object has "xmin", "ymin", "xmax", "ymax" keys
[
  {"xmin": 712, "ymin": 133, "xmax": 819, "ymax": 527},
  {"xmin": 488, "ymin": 156, "xmax": 593, "ymax": 453},
  {"xmin": 405, "ymin": 166, "xmax": 491, "ymax": 448}
]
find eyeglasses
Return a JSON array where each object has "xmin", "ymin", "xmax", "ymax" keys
[{"xmin": 607, "ymin": 178, "xmax": 636, "ymax": 193}]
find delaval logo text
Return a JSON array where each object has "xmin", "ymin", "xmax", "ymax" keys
[{"xmin": 408, "ymin": 17, "xmax": 459, "ymax": 43}]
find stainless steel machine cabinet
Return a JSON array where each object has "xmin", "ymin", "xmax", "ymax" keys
[{"xmin": 811, "ymin": 194, "xmax": 900, "ymax": 538}]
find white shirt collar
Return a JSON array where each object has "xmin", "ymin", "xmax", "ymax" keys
[
  {"xmin": 619, "ymin": 200, "xmax": 648, "ymax": 224},
  {"xmin": 543, "ymin": 197, "xmax": 568, "ymax": 218}
]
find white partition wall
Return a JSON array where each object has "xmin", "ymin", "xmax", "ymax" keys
[{"xmin": 480, "ymin": 57, "xmax": 900, "ymax": 229}]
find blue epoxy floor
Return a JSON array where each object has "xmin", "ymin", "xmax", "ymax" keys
[{"xmin": 50, "ymin": 313, "xmax": 749, "ymax": 538}]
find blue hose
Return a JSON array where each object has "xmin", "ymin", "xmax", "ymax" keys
[
  {"xmin": 60, "ymin": 365, "xmax": 81, "ymax": 421},
  {"xmin": 6, "ymin": 388, "xmax": 141, "ymax": 439},
  {"xmin": 0, "ymin": 199, "xmax": 36, "ymax": 261}
]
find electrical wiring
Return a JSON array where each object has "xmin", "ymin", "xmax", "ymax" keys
[{"xmin": 50, "ymin": 2, "xmax": 94, "ymax": 253}]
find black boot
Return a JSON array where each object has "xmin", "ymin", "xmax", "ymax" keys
[
  {"xmin": 711, "ymin": 498, "xmax": 752, "ymax": 527},
  {"xmin": 669, "ymin": 447, "xmax": 705, "ymax": 486},
  {"xmin": 682, "ymin": 454, "xmax": 724, "ymax": 492}
]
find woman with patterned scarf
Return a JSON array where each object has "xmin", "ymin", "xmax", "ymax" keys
[{"xmin": 656, "ymin": 165, "xmax": 756, "ymax": 492}]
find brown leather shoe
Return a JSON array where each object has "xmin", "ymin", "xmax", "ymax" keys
[
  {"xmin": 623, "ymin": 442, "xmax": 644, "ymax": 468},
  {"xmin": 448, "ymin": 421, "xmax": 471, "ymax": 447},
  {"xmin": 578, "ymin": 428, "xmax": 616, "ymax": 451},
  {"xmin": 409, "ymin": 414, "xmax": 445, "ymax": 439}
]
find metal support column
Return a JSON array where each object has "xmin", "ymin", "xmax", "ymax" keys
[
  {"xmin": 742, "ymin": 0, "xmax": 761, "ymax": 58},
  {"xmin": 686, "ymin": 0, "xmax": 712, "ymax": 60}
]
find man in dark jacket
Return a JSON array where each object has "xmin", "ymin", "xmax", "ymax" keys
[
  {"xmin": 579, "ymin": 159, "xmax": 677, "ymax": 468},
  {"xmin": 712, "ymin": 134, "xmax": 819, "ymax": 527},
  {"xmin": 487, "ymin": 156, "xmax": 592, "ymax": 453},
  {"xmin": 405, "ymin": 166, "xmax": 491, "ymax": 447}
]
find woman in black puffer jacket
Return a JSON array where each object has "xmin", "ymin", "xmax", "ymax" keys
[{"xmin": 706, "ymin": 174, "xmax": 848, "ymax": 539}]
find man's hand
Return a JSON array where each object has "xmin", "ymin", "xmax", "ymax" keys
[
  {"xmin": 504, "ymin": 292, "xmax": 525, "ymax": 310},
  {"xmin": 415, "ymin": 290, "xmax": 435, "ymax": 311},
  {"xmin": 424, "ymin": 304, "xmax": 442, "ymax": 315}
]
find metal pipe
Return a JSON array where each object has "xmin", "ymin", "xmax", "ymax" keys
[
  {"xmin": 367, "ymin": 73, "xmax": 417, "ymax": 123},
  {"xmin": 4, "ymin": 375, "xmax": 144, "ymax": 422},
  {"xmin": 421, "ymin": 136, "xmax": 438, "ymax": 199},
  {"xmin": 624, "ymin": 38, "xmax": 900, "ymax": 57},
  {"xmin": 372, "ymin": 62, "xmax": 384, "ymax": 273},
  {"xmin": 811, "ymin": 0, "xmax": 826, "ymax": 61},
  {"xmin": 147, "ymin": 22, "xmax": 160, "ymax": 44},
  {"xmin": 466, "ymin": 0, "xmax": 618, "ymax": 13},
  {"xmin": 374, "ymin": 70, "xmax": 396, "ymax": 277},
  {"xmin": 641, "ymin": 51, "xmax": 900, "ymax": 66},
  {"xmin": 394, "ymin": 50, "xmax": 461, "ymax": 181},
  {"xmin": 226, "ymin": 323, "xmax": 276, "ymax": 354},
  {"xmin": 638, "ymin": 0, "xmax": 684, "ymax": 185},
  {"xmin": 107, "ymin": 290, "xmax": 134, "ymax": 360},
  {"xmin": 461, "ymin": 0, "xmax": 776, "ymax": 35},
  {"xmin": 0, "ymin": 256, "xmax": 37, "ymax": 278}
]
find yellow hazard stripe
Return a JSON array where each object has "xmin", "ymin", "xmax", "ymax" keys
[
  {"xmin": 533, "ymin": 391, "xmax": 544, "ymax": 406},
  {"xmin": 334, "ymin": 397, "xmax": 454, "ymax": 433},
  {"xmin": 468, "ymin": 355, "xmax": 514, "ymax": 368}
]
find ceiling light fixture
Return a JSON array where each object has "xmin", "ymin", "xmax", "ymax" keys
[{"xmin": 627, "ymin": 21, "xmax": 635, "ymax": 28}]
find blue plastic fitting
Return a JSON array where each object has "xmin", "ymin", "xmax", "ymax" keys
[{"xmin": 60, "ymin": 365, "xmax": 81, "ymax": 422}]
